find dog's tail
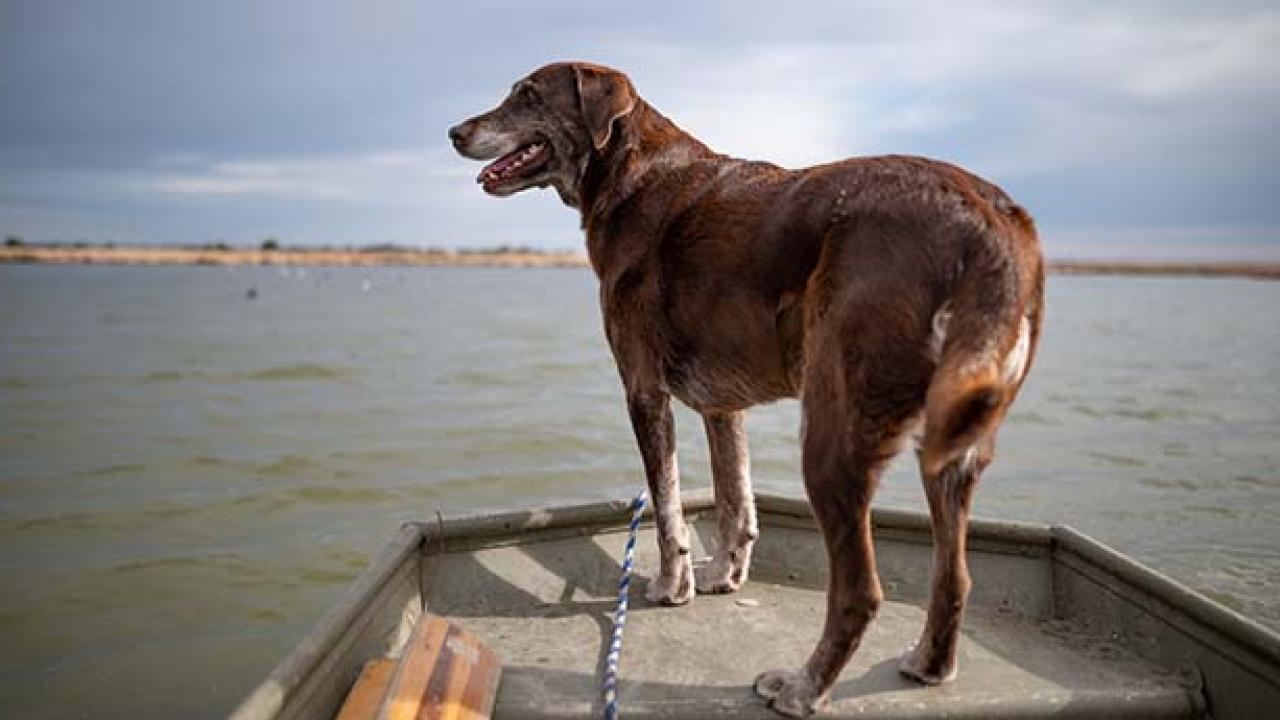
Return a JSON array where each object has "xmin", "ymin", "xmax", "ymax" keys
[{"xmin": 919, "ymin": 215, "xmax": 1043, "ymax": 477}]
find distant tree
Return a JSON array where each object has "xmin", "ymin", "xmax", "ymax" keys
[
  {"xmin": 362, "ymin": 243, "xmax": 409, "ymax": 253},
  {"xmin": 261, "ymin": 237, "xmax": 280, "ymax": 251},
  {"xmin": 4, "ymin": 235, "xmax": 23, "ymax": 247}
]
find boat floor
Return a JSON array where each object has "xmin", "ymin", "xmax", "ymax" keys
[{"xmin": 423, "ymin": 525, "xmax": 1195, "ymax": 719}]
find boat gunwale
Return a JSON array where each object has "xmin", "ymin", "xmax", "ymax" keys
[
  {"xmin": 409, "ymin": 489, "xmax": 1052, "ymax": 551},
  {"xmin": 1051, "ymin": 524, "xmax": 1280, "ymax": 670},
  {"xmin": 228, "ymin": 523, "xmax": 424, "ymax": 720}
]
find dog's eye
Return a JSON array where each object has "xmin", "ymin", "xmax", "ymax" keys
[{"xmin": 517, "ymin": 85, "xmax": 538, "ymax": 102}]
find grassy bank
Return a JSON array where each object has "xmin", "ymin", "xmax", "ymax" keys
[
  {"xmin": 0, "ymin": 244, "xmax": 587, "ymax": 268},
  {"xmin": 2, "ymin": 244, "xmax": 1278, "ymax": 279}
]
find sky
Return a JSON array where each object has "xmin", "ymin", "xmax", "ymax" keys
[{"xmin": 1, "ymin": 1, "xmax": 1278, "ymax": 259}]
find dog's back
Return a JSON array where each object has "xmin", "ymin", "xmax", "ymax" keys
[{"xmin": 588, "ymin": 150, "xmax": 1043, "ymax": 422}]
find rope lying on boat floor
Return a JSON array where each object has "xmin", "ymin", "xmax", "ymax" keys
[{"xmin": 603, "ymin": 488, "xmax": 647, "ymax": 720}]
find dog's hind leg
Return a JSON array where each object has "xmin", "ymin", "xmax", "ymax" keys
[
  {"xmin": 755, "ymin": 341, "xmax": 923, "ymax": 717},
  {"xmin": 696, "ymin": 410, "xmax": 758, "ymax": 594},
  {"xmin": 902, "ymin": 236, "xmax": 1039, "ymax": 682},
  {"xmin": 627, "ymin": 389, "xmax": 696, "ymax": 606},
  {"xmin": 898, "ymin": 441, "xmax": 988, "ymax": 684}
]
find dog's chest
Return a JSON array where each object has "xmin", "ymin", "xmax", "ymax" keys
[
  {"xmin": 663, "ymin": 354, "xmax": 793, "ymax": 411},
  {"xmin": 599, "ymin": 265, "xmax": 797, "ymax": 410}
]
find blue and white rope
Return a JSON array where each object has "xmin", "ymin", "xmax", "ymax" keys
[{"xmin": 603, "ymin": 488, "xmax": 648, "ymax": 720}]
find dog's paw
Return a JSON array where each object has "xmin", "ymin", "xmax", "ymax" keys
[
  {"xmin": 644, "ymin": 562, "xmax": 695, "ymax": 606},
  {"xmin": 898, "ymin": 642, "xmax": 958, "ymax": 686},
  {"xmin": 753, "ymin": 668, "xmax": 827, "ymax": 717},
  {"xmin": 694, "ymin": 552, "xmax": 747, "ymax": 594}
]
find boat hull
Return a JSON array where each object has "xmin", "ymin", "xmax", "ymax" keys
[{"xmin": 230, "ymin": 492, "xmax": 1280, "ymax": 719}]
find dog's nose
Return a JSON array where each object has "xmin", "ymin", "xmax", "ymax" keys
[{"xmin": 448, "ymin": 123, "xmax": 468, "ymax": 149}]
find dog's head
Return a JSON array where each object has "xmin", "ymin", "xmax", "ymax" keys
[{"xmin": 448, "ymin": 62, "xmax": 636, "ymax": 206}]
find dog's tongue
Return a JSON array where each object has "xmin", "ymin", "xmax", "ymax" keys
[{"xmin": 477, "ymin": 148, "xmax": 524, "ymax": 183}]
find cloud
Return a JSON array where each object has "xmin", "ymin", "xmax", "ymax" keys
[
  {"xmin": 145, "ymin": 149, "xmax": 470, "ymax": 202},
  {"xmin": 1, "ymin": 0, "xmax": 1278, "ymax": 256},
  {"xmin": 1122, "ymin": 12, "xmax": 1280, "ymax": 99},
  {"xmin": 592, "ymin": 4, "xmax": 1279, "ymax": 181}
]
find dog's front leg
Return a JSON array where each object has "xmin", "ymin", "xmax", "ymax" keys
[
  {"xmin": 627, "ymin": 389, "xmax": 695, "ymax": 605},
  {"xmin": 696, "ymin": 410, "xmax": 758, "ymax": 593}
]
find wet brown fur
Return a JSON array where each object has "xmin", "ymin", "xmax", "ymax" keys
[{"xmin": 451, "ymin": 62, "xmax": 1045, "ymax": 717}]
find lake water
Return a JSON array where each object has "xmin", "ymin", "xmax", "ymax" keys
[{"xmin": 1, "ymin": 265, "xmax": 1277, "ymax": 719}]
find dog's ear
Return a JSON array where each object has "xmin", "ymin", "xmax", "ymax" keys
[{"xmin": 575, "ymin": 64, "xmax": 636, "ymax": 152}]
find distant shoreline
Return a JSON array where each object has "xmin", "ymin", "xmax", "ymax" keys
[
  {"xmin": 1047, "ymin": 261, "xmax": 1279, "ymax": 280},
  {"xmin": 2, "ymin": 244, "xmax": 1278, "ymax": 279},
  {"xmin": 0, "ymin": 244, "xmax": 587, "ymax": 268}
]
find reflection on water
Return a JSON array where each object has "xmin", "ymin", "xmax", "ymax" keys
[{"xmin": 0, "ymin": 265, "xmax": 1277, "ymax": 719}]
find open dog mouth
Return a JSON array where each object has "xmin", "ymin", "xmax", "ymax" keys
[{"xmin": 476, "ymin": 141, "xmax": 550, "ymax": 193}]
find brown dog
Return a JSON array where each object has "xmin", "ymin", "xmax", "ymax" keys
[{"xmin": 450, "ymin": 61, "xmax": 1044, "ymax": 717}]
